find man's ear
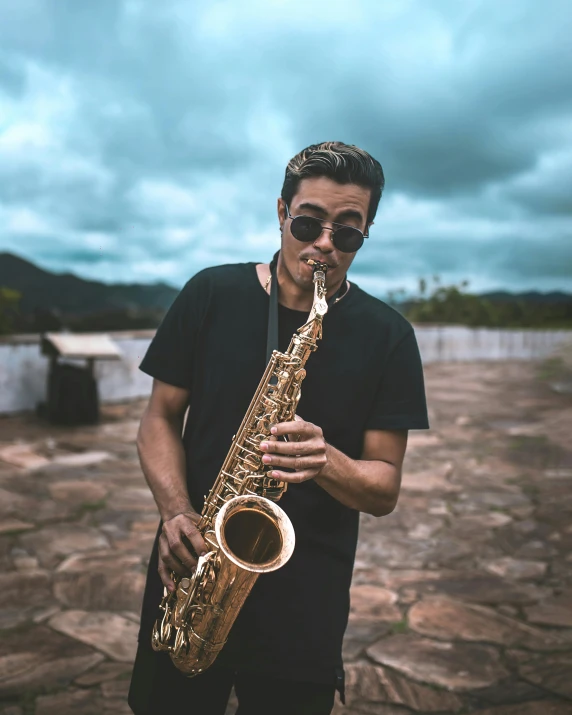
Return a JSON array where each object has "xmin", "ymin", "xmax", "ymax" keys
[{"xmin": 277, "ymin": 197, "xmax": 287, "ymax": 227}]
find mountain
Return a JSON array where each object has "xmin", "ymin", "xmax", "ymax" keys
[
  {"xmin": 480, "ymin": 290, "xmax": 572, "ymax": 304},
  {"xmin": 0, "ymin": 252, "xmax": 179, "ymax": 316}
]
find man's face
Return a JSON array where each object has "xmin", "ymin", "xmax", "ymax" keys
[{"xmin": 277, "ymin": 176, "xmax": 372, "ymax": 291}]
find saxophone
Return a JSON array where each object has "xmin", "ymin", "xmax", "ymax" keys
[{"xmin": 151, "ymin": 259, "xmax": 330, "ymax": 676}]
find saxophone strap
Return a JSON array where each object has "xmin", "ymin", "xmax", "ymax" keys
[{"xmin": 265, "ymin": 250, "xmax": 346, "ymax": 363}]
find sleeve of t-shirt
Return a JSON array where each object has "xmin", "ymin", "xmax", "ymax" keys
[
  {"xmin": 139, "ymin": 271, "xmax": 208, "ymax": 390},
  {"xmin": 365, "ymin": 328, "xmax": 429, "ymax": 431}
]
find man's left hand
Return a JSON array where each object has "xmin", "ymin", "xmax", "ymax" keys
[{"xmin": 259, "ymin": 416, "xmax": 328, "ymax": 483}]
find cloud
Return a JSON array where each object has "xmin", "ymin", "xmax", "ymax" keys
[{"xmin": 0, "ymin": 0, "xmax": 570, "ymax": 295}]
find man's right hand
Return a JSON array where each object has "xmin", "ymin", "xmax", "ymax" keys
[{"xmin": 158, "ymin": 511, "xmax": 208, "ymax": 592}]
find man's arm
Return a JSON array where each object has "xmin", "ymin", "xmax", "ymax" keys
[
  {"xmin": 138, "ymin": 378, "xmax": 207, "ymax": 591},
  {"xmin": 260, "ymin": 422, "xmax": 407, "ymax": 517}
]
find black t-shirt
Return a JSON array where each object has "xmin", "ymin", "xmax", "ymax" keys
[{"xmin": 138, "ymin": 261, "xmax": 429, "ymax": 684}]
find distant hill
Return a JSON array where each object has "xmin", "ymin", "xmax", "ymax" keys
[
  {"xmin": 0, "ymin": 252, "xmax": 181, "ymax": 333},
  {"xmin": 480, "ymin": 290, "xmax": 572, "ymax": 304},
  {"xmin": 0, "ymin": 252, "xmax": 179, "ymax": 315}
]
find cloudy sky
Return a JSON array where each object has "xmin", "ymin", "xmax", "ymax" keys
[{"xmin": 0, "ymin": 0, "xmax": 571, "ymax": 296}]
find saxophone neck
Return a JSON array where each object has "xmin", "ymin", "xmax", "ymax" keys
[{"xmin": 299, "ymin": 261, "xmax": 328, "ymax": 335}]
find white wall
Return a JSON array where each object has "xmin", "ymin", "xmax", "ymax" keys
[
  {"xmin": 414, "ymin": 325, "xmax": 572, "ymax": 363},
  {"xmin": 0, "ymin": 332, "xmax": 153, "ymax": 415},
  {"xmin": 0, "ymin": 327, "xmax": 571, "ymax": 415}
]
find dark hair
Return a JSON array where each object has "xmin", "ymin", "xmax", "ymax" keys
[{"xmin": 281, "ymin": 141, "xmax": 385, "ymax": 226}]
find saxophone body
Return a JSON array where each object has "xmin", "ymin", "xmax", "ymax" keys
[{"xmin": 151, "ymin": 261, "xmax": 330, "ymax": 676}]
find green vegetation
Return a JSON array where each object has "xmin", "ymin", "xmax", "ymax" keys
[
  {"xmin": 79, "ymin": 499, "xmax": 107, "ymax": 512},
  {"xmin": 389, "ymin": 618, "xmax": 408, "ymax": 634},
  {"xmin": 506, "ymin": 434, "xmax": 566, "ymax": 469},
  {"xmin": 0, "ymin": 286, "xmax": 21, "ymax": 334},
  {"xmin": 392, "ymin": 277, "xmax": 572, "ymax": 328}
]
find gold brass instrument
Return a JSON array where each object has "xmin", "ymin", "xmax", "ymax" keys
[{"xmin": 151, "ymin": 259, "xmax": 330, "ymax": 676}]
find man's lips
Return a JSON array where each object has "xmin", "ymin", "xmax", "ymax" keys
[{"xmin": 300, "ymin": 256, "xmax": 337, "ymax": 269}]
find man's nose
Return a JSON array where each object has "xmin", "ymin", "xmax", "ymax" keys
[{"xmin": 313, "ymin": 226, "xmax": 335, "ymax": 252}]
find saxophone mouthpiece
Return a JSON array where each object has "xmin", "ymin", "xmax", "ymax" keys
[{"xmin": 306, "ymin": 259, "xmax": 329, "ymax": 274}]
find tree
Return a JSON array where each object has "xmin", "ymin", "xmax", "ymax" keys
[{"xmin": 0, "ymin": 287, "xmax": 21, "ymax": 335}]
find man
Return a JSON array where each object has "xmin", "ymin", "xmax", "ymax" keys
[{"xmin": 128, "ymin": 141, "xmax": 428, "ymax": 715}]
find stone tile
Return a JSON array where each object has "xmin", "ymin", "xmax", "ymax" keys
[
  {"xmin": 0, "ymin": 444, "xmax": 50, "ymax": 470},
  {"xmin": 401, "ymin": 514, "xmax": 445, "ymax": 541},
  {"xmin": 0, "ymin": 608, "xmax": 32, "ymax": 630},
  {"xmin": 56, "ymin": 551, "xmax": 143, "ymax": 573},
  {"xmin": 369, "ymin": 568, "xmax": 459, "ymax": 590},
  {"xmin": 12, "ymin": 554, "xmax": 40, "ymax": 570},
  {"xmin": 0, "ymin": 626, "xmax": 104, "ymax": 697},
  {"xmin": 35, "ymin": 688, "xmax": 104, "ymax": 715},
  {"xmin": 101, "ymin": 678, "xmax": 130, "ymax": 699},
  {"xmin": 408, "ymin": 596, "xmax": 572, "ymax": 651},
  {"xmin": 405, "ymin": 433, "xmax": 443, "ymax": 448},
  {"xmin": 458, "ymin": 490, "xmax": 531, "ymax": 511},
  {"xmin": 517, "ymin": 653, "xmax": 572, "ymax": 699},
  {"xmin": 0, "ymin": 570, "xmax": 52, "ymax": 609},
  {"xmin": 20, "ymin": 525, "xmax": 110, "ymax": 568},
  {"xmin": 53, "ymin": 556, "xmax": 146, "ymax": 611},
  {"xmin": 472, "ymin": 677, "xmax": 548, "ymax": 706},
  {"xmin": 51, "ymin": 451, "xmax": 113, "ymax": 467},
  {"xmin": 349, "ymin": 585, "xmax": 401, "ymax": 623},
  {"xmin": 401, "ymin": 463, "xmax": 459, "ymax": 493},
  {"xmin": 484, "ymin": 557, "xmax": 548, "ymax": 581},
  {"xmin": 419, "ymin": 574, "xmax": 551, "ymax": 605},
  {"xmin": 49, "ymin": 610, "xmax": 138, "ymax": 662},
  {"xmin": 514, "ymin": 539, "xmax": 558, "ymax": 560},
  {"xmin": 103, "ymin": 700, "xmax": 132, "ymax": 715},
  {"xmin": 422, "ymin": 535, "xmax": 475, "ymax": 566},
  {"xmin": 455, "ymin": 512, "xmax": 514, "ymax": 529},
  {"xmin": 475, "ymin": 704, "xmax": 572, "ymax": 715},
  {"xmin": 98, "ymin": 420, "xmax": 140, "ymax": 442},
  {"xmin": 343, "ymin": 660, "xmax": 463, "ymax": 711},
  {"xmin": 367, "ymin": 634, "xmax": 509, "ymax": 690},
  {"xmin": 0, "ymin": 706, "xmax": 24, "ymax": 715},
  {"xmin": 53, "ymin": 570, "xmax": 146, "ymax": 611},
  {"xmin": 74, "ymin": 661, "xmax": 133, "ymax": 686},
  {"xmin": 48, "ymin": 480, "xmax": 109, "ymax": 506},
  {"xmin": 525, "ymin": 590, "xmax": 572, "ymax": 627},
  {"xmin": 331, "ymin": 704, "xmax": 410, "ymax": 715},
  {"xmin": 0, "ymin": 488, "xmax": 36, "ymax": 519},
  {"xmin": 33, "ymin": 605, "xmax": 61, "ymax": 623},
  {"xmin": 343, "ymin": 621, "xmax": 391, "ymax": 660},
  {"xmin": 0, "ymin": 519, "xmax": 35, "ymax": 535},
  {"xmin": 107, "ymin": 487, "xmax": 156, "ymax": 512},
  {"xmin": 355, "ymin": 534, "xmax": 437, "ymax": 570}
]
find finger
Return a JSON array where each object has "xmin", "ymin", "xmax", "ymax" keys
[
  {"xmin": 169, "ymin": 537, "xmax": 198, "ymax": 572},
  {"xmin": 270, "ymin": 420, "xmax": 322, "ymax": 440},
  {"xmin": 158, "ymin": 561, "xmax": 176, "ymax": 592},
  {"xmin": 261, "ymin": 439, "xmax": 322, "ymax": 456},
  {"xmin": 161, "ymin": 531, "xmax": 197, "ymax": 572},
  {"xmin": 262, "ymin": 454, "xmax": 324, "ymax": 471},
  {"xmin": 269, "ymin": 469, "xmax": 317, "ymax": 484},
  {"xmin": 159, "ymin": 545, "xmax": 190, "ymax": 580},
  {"xmin": 182, "ymin": 524, "xmax": 208, "ymax": 559}
]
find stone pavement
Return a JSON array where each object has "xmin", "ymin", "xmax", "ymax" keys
[{"xmin": 0, "ymin": 360, "xmax": 571, "ymax": 715}]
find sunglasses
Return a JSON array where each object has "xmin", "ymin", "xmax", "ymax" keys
[{"xmin": 285, "ymin": 205, "xmax": 368, "ymax": 253}]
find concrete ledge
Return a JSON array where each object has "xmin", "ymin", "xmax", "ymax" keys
[{"xmin": 0, "ymin": 327, "xmax": 571, "ymax": 415}]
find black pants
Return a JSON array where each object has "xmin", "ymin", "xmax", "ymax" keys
[{"xmin": 128, "ymin": 640, "xmax": 336, "ymax": 715}]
